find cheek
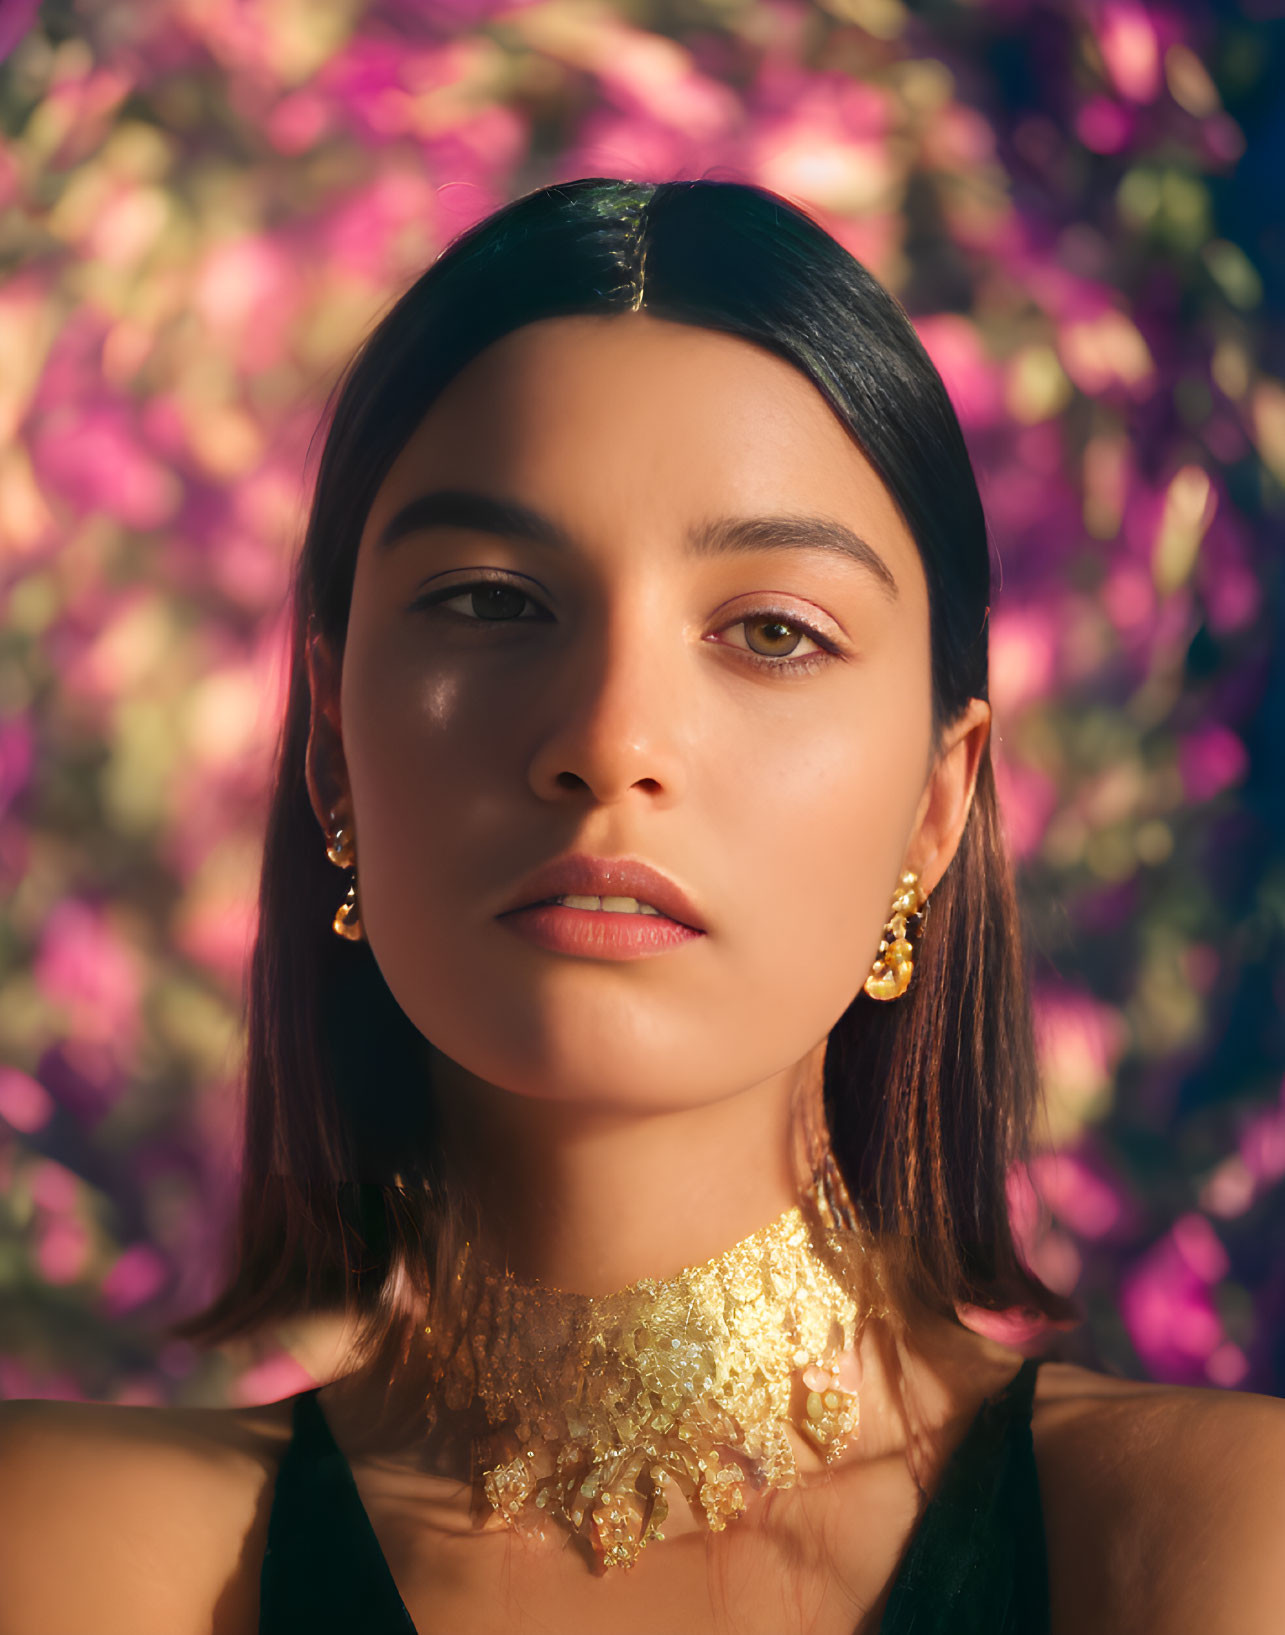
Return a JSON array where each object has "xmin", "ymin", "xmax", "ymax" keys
[
  {"xmin": 340, "ymin": 626, "xmax": 518, "ymax": 934},
  {"xmin": 697, "ymin": 681, "xmax": 931, "ymax": 1026}
]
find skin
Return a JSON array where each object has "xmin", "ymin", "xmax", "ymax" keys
[{"xmin": 1, "ymin": 313, "xmax": 1282, "ymax": 1635}]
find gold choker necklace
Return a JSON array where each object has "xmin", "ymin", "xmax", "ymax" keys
[{"xmin": 422, "ymin": 1190, "xmax": 887, "ymax": 1569}]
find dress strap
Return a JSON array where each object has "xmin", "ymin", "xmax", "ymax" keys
[
  {"xmin": 259, "ymin": 1388, "xmax": 418, "ymax": 1634},
  {"xmin": 877, "ymin": 1356, "xmax": 1050, "ymax": 1634}
]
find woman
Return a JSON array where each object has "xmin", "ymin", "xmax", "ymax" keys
[{"xmin": 1, "ymin": 177, "xmax": 1281, "ymax": 1635}]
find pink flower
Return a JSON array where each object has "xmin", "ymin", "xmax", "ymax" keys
[
  {"xmin": 34, "ymin": 1216, "xmax": 91, "ymax": 1284},
  {"xmin": 984, "ymin": 449, "xmax": 1075, "ymax": 543},
  {"xmin": 30, "ymin": 1158, "xmax": 78, "ymax": 1213},
  {"xmin": 1239, "ymin": 1097, "xmax": 1285, "ymax": 1187},
  {"xmin": 1200, "ymin": 557, "xmax": 1261, "ymax": 633},
  {"xmin": 914, "ymin": 314, "xmax": 1003, "ymax": 431},
  {"xmin": 99, "ymin": 1244, "xmax": 170, "ymax": 1316},
  {"xmin": 1200, "ymin": 1154, "xmax": 1256, "ymax": 1220},
  {"xmin": 1059, "ymin": 309, "xmax": 1154, "ymax": 396},
  {"xmin": 1076, "ymin": 97, "xmax": 1135, "ymax": 155},
  {"xmin": 589, "ymin": 19, "xmax": 737, "ymax": 137},
  {"xmin": 1025, "ymin": 1226, "xmax": 1083, "ymax": 1295},
  {"xmin": 1102, "ymin": 560, "xmax": 1155, "ymax": 634},
  {"xmin": 310, "ymin": 169, "xmax": 436, "ymax": 283},
  {"xmin": 33, "ymin": 900, "xmax": 144, "ymax": 1059},
  {"xmin": 29, "ymin": 400, "xmax": 181, "ymax": 530},
  {"xmin": 1202, "ymin": 115, "xmax": 1246, "ymax": 166},
  {"xmin": 193, "ymin": 234, "xmax": 297, "ymax": 372},
  {"xmin": 1006, "ymin": 1162, "xmax": 1043, "ymax": 1251},
  {"xmin": 1005, "ymin": 1164, "xmax": 1084, "ymax": 1294},
  {"xmin": 315, "ymin": 36, "xmax": 406, "ymax": 141},
  {"xmin": 988, "ymin": 605, "xmax": 1059, "ymax": 716},
  {"xmin": 1178, "ymin": 724, "xmax": 1248, "ymax": 802},
  {"xmin": 1204, "ymin": 1082, "xmax": 1285, "ymax": 1224},
  {"xmin": 0, "ymin": 713, "xmax": 32, "ymax": 818},
  {"xmin": 1032, "ymin": 984, "xmax": 1128, "ymax": 1112},
  {"xmin": 1120, "ymin": 1213, "xmax": 1230, "ymax": 1384},
  {"xmin": 173, "ymin": 893, "xmax": 256, "ymax": 988},
  {"xmin": 1094, "ymin": 1, "xmax": 1162, "ymax": 104},
  {"xmin": 1028, "ymin": 1150, "xmax": 1126, "ymax": 1241},
  {"xmin": 993, "ymin": 753, "xmax": 1059, "ymax": 860},
  {"xmin": 751, "ymin": 66, "xmax": 897, "ymax": 217},
  {"xmin": 922, "ymin": 103, "xmax": 996, "ymax": 169},
  {"xmin": 0, "ymin": 1067, "xmax": 54, "ymax": 1134},
  {"xmin": 1206, "ymin": 1343, "xmax": 1249, "ymax": 1388},
  {"xmin": 266, "ymin": 88, "xmax": 332, "ymax": 154},
  {"xmin": 37, "ymin": 61, "xmax": 132, "ymax": 169},
  {"xmin": 0, "ymin": 0, "xmax": 41, "ymax": 64}
]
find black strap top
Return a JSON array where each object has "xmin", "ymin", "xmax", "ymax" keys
[{"xmin": 259, "ymin": 1356, "xmax": 1049, "ymax": 1634}]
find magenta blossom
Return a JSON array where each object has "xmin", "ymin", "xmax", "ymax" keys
[
  {"xmin": 1119, "ymin": 1213, "xmax": 1238, "ymax": 1385},
  {"xmin": 0, "ymin": 713, "xmax": 32, "ymax": 819},
  {"xmin": 1178, "ymin": 724, "xmax": 1249, "ymax": 803},
  {"xmin": 0, "ymin": 0, "xmax": 40, "ymax": 65},
  {"xmin": 1093, "ymin": 0, "xmax": 1163, "ymax": 104},
  {"xmin": 0, "ymin": 1067, "xmax": 54, "ymax": 1134},
  {"xmin": 33, "ymin": 900, "xmax": 145, "ymax": 1066},
  {"xmin": 1076, "ymin": 97, "xmax": 1136, "ymax": 155},
  {"xmin": 99, "ymin": 1243, "xmax": 170, "ymax": 1317},
  {"xmin": 1028, "ymin": 1150, "xmax": 1127, "ymax": 1241},
  {"xmin": 913, "ymin": 315, "xmax": 1003, "ymax": 431}
]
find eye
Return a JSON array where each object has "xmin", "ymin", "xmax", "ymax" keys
[
  {"xmin": 717, "ymin": 609, "xmax": 838, "ymax": 675},
  {"xmin": 722, "ymin": 612, "xmax": 826, "ymax": 663},
  {"xmin": 411, "ymin": 577, "xmax": 546, "ymax": 622}
]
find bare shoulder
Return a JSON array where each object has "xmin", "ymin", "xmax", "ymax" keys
[
  {"xmin": 1031, "ymin": 1361, "xmax": 1285, "ymax": 1635},
  {"xmin": 0, "ymin": 1391, "xmax": 297, "ymax": 1635}
]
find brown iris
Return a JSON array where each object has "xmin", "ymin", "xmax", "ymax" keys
[{"xmin": 744, "ymin": 616, "xmax": 803, "ymax": 658}]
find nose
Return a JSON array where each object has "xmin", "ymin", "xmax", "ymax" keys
[{"xmin": 525, "ymin": 593, "xmax": 689, "ymax": 809}]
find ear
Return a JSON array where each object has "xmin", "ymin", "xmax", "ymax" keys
[
  {"xmin": 906, "ymin": 697, "xmax": 991, "ymax": 897},
  {"xmin": 304, "ymin": 623, "xmax": 352, "ymax": 839}
]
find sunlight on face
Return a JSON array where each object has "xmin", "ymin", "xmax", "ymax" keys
[{"xmin": 338, "ymin": 312, "xmax": 935, "ymax": 1114}]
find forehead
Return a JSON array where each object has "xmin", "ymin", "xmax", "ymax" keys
[{"xmin": 361, "ymin": 312, "xmax": 920, "ymax": 585}]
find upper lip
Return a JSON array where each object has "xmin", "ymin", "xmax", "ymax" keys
[{"xmin": 497, "ymin": 853, "xmax": 708, "ymax": 932}]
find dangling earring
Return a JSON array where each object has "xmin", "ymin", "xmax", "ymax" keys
[
  {"xmin": 863, "ymin": 869, "xmax": 925, "ymax": 1002},
  {"xmin": 325, "ymin": 808, "xmax": 364, "ymax": 942}
]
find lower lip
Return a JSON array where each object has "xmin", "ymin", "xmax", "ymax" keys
[{"xmin": 496, "ymin": 902, "xmax": 706, "ymax": 961}]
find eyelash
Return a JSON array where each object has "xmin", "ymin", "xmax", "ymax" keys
[{"xmin": 410, "ymin": 576, "xmax": 840, "ymax": 677}]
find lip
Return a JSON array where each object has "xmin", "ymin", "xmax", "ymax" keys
[{"xmin": 496, "ymin": 853, "xmax": 708, "ymax": 933}]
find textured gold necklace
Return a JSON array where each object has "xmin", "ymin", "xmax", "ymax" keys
[{"xmin": 422, "ymin": 1185, "xmax": 888, "ymax": 1570}]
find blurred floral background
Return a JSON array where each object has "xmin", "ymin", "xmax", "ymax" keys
[{"xmin": 0, "ymin": 0, "xmax": 1282, "ymax": 1408}]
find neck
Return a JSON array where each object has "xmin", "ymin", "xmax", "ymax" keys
[
  {"xmin": 427, "ymin": 1040, "xmax": 830, "ymax": 1294},
  {"xmin": 416, "ymin": 1104, "xmax": 887, "ymax": 1571}
]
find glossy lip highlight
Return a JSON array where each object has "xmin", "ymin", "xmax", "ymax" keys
[{"xmin": 496, "ymin": 853, "xmax": 708, "ymax": 932}]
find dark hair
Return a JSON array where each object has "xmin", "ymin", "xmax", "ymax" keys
[{"xmin": 172, "ymin": 177, "xmax": 1079, "ymax": 1369}]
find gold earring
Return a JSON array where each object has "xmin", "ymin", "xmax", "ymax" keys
[
  {"xmin": 325, "ymin": 809, "xmax": 364, "ymax": 942},
  {"xmin": 863, "ymin": 870, "xmax": 925, "ymax": 1002}
]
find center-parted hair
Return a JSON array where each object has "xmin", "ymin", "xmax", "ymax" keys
[{"xmin": 172, "ymin": 176, "xmax": 1078, "ymax": 1365}]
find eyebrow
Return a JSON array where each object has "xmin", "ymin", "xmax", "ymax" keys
[{"xmin": 375, "ymin": 488, "xmax": 899, "ymax": 600}]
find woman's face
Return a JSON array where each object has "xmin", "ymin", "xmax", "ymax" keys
[{"xmin": 314, "ymin": 313, "xmax": 985, "ymax": 1117}]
